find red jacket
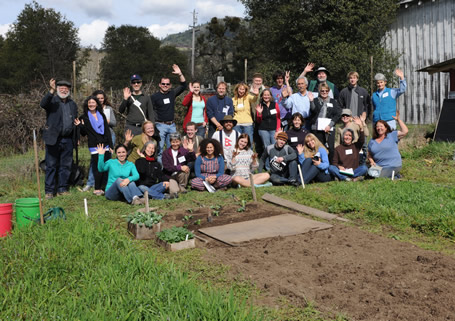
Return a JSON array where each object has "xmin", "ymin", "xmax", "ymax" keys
[{"xmin": 182, "ymin": 92, "xmax": 208, "ymax": 132}]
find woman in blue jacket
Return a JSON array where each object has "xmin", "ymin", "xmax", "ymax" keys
[{"xmin": 296, "ymin": 133, "xmax": 331, "ymax": 184}]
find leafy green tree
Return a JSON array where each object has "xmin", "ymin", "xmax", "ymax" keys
[
  {"xmin": 100, "ymin": 25, "xmax": 188, "ymax": 90},
  {"xmin": 240, "ymin": 0, "xmax": 399, "ymax": 91},
  {"xmin": 0, "ymin": 1, "xmax": 82, "ymax": 92}
]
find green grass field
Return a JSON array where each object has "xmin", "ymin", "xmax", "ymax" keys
[{"xmin": 1, "ymin": 124, "xmax": 454, "ymax": 320}]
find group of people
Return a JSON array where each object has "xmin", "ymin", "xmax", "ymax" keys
[{"xmin": 40, "ymin": 63, "xmax": 408, "ymax": 204}]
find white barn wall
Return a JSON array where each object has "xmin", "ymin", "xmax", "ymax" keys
[{"xmin": 385, "ymin": 0, "xmax": 455, "ymax": 124}]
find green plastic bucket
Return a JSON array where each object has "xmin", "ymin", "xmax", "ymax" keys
[{"xmin": 15, "ymin": 198, "xmax": 40, "ymax": 229}]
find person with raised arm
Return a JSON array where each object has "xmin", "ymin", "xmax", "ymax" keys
[{"xmin": 181, "ymin": 81, "xmax": 207, "ymax": 137}]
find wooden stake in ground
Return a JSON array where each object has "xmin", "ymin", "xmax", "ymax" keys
[
  {"xmin": 144, "ymin": 191, "xmax": 149, "ymax": 212},
  {"xmin": 33, "ymin": 130, "xmax": 44, "ymax": 225},
  {"xmin": 249, "ymin": 173, "xmax": 257, "ymax": 202},
  {"xmin": 297, "ymin": 164, "xmax": 305, "ymax": 189},
  {"xmin": 84, "ymin": 198, "xmax": 88, "ymax": 217}
]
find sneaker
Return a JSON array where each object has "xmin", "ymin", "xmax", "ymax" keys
[
  {"xmin": 131, "ymin": 196, "xmax": 144, "ymax": 205},
  {"xmin": 352, "ymin": 176, "xmax": 364, "ymax": 182},
  {"xmin": 82, "ymin": 185, "xmax": 92, "ymax": 192},
  {"xmin": 203, "ymin": 181, "xmax": 216, "ymax": 193},
  {"xmin": 93, "ymin": 190, "xmax": 104, "ymax": 196},
  {"xmin": 45, "ymin": 193, "xmax": 54, "ymax": 200},
  {"xmin": 345, "ymin": 177, "xmax": 352, "ymax": 182},
  {"xmin": 289, "ymin": 179, "xmax": 300, "ymax": 187}
]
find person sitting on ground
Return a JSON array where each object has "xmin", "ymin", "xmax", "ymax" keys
[
  {"xmin": 335, "ymin": 109, "xmax": 369, "ymax": 147},
  {"xmin": 258, "ymin": 132, "xmax": 299, "ymax": 186},
  {"xmin": 162, "ymin": 133, "xmax": 195, "ymax": 195},
  {"xmin": 83, "ymin": 90, "xmax": 117, "ymax": 192},
  {"xmin": 232, "ymin": 82, "xmax": 257, "ymax": 144},
  {"xmin": 367, "ymin": 111, "xmax": 408, "ymax": 178},
  {"xmin": 124, "ymin": 121, "xmax": 158, "ymax": 163},
  {"xmin": 256, "ymin": 89, "xmax": 281, "ymax": 149},
  {"xmin": 328, "ymin": 118, "xmax": 368, "ymax": 181},
  {"xmin": 286, "ymin": 112, "xmax": 310, "ymax": 153},
  {"xmin": 181, "ymin": 81, "xmax": 207, "ymax": 137},
  {"xmin": 75, "ymin": 96, "xmax": 113, "ymax": 196},
  {"xmin": 191, "ymin": 139, "xmax": 233, "ymax": 192},
  {"xmin": 135, "ymin": 141, "xmax": 176, "ymax": 200},
  {"xmin": 228, "ymin": 133, "xmax": 270, "ymax": 187},
  {"xmin": 212, "ymin": 115, "xmax": 239, "ymax": 167},
  {"xmin": 182, "ymin": 121, "xmax": 204, "ymax": 173},
  {"xmin": 96, "ymin": 144, "xmax": 144, "ymax": 205},
  {"xmin": 296, "ymin": 134, "xmax": 332, "ymax": 184},
  {"xmin": 308, "ymin": 83, "xmax": 341, "ymax": 164}
]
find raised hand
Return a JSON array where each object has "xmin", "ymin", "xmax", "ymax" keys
[
  {"xmin": 49, "ymin": 78, "xmax": 56, "ymax": 91},
  {"xmin": 186, "ymin": 140, "xmax": 194, "ymax": 152},
  {"xmin": 136, "ymin": 148, "xmax": 144, "ymax": 158},
  {"xmin": 189, "ymin": 82, "xmax": 194, "ymax": 93},
  {"xmin": 256, "ymin": 104, "xmax": 263, "ymax": 115},
  {"xmin": 285, "ymin": 71, "xmax": 290, "ymax": 84},
  {"xmin": 307, "ymin": 91, "xmax": 314, "ymax": 101},
  {"xmin": 124, "ymin": 129, "xmax": 133, "ymax": 144},
  {"xmin": 123, "ymin": 87, "xmax": 131, "ymax": 100},
  {"xmin": 392, "ymin": 109, "xmax": 400, "ymax": 120},
  {"xmin": 395, "ymin": 68, "xmax": 404, "ymax": 80},
  {"xmin": 172, "ymin": 64, "xmax": 182, "ymax": 75},
  {"xmin": 353, "ymin": 116, "xmax": 362, "ymax": 126},
  {"xmin": 304, "ymin": 62, "xmax": 315, "ymax": 74},
  {"xmin": 251, "ymin": 85, "xmax": 259, "ymax": 95},
  {"xmin": 281, "ymin": 86, "xmax": 289, "ymax": 98},
  {"xmin": 96, "ymin": 143, "xmax": 106, "ymax": 155},
  {"xmin": 296, "ymin": 144, "xmax": 304, "ymax": 155}
]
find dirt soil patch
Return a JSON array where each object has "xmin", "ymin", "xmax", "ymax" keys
[{"xmin": 163, "ymin": 201, "xmax": 455, "ymax": 320}]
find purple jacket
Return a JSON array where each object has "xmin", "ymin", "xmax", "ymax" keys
[{"xmin": 162, "ymin": 147, "xmax": 196, "ymax": 177}]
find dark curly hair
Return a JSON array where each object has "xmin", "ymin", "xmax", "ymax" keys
[
  {"xmin": 199, "ymin": 138, "xmax": 223, "ymax": 158},
  {"xmin": 82, "ymin": 96, "xmax": 103, "ymax": 115}
]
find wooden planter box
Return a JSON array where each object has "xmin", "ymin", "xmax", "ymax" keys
[
  {"xmin": 157, "ymin": 238, "xmax": 196, "ymax": 251},
  {"xmin": 127, "ymin": 222, "xmax": 161, "ymax": 240}
]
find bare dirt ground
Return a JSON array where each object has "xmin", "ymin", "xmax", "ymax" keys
[{"xmin": 163, "ymin": 202, "xmax": 455, "ymax": 321}]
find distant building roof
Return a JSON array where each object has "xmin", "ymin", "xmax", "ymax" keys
[{"xmin": 417, "ymin": 58, "xmax": 455, "ymax": 75}]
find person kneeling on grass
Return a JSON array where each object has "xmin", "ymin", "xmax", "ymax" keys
[
  {"xmin": 97, "ymin": 144, "xmax": 145, "ymax": 205},
  {"xmin": 296, "ymin": 134, "xmax": 332, "ymax": 184},
  {"xmin": 191, "ymin": 139, "xmax": 232, "ymax": 192},
  {"xmin": 162, "ymin": 133, "xmax": 195, "ymax": 196},
  {"xmin": 328, "ymin": 118, "xmax": 368, "ymax": 181},
  {"xmin": 135, "ymin": 141, "xmax": 177, "ymax": 200},
  {"xmin": 228, "ymin": 133, "xmax": 270, "ymax": 187},
  {"xmin": 258, "ymin": 132, "xmax": 299, "ymax": 186}
]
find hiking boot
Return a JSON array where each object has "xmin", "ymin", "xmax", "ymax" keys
[
  {"xmin": 82, "ymin": 185, "xmax": 92, "ymax": 192},
  {"xmin": 131, "ymin": 196, "xmax": 144, "ymax": 205},
  {"xmin": 58, "ymin": 191, "xmax": 70, "ymax": 196},
  {"xmin": 352, "ymin": 176, "xmax": 364, "ymax": 182},
  {"xmin": 45, "ymin": 193, "xmax": 54, "ymax": 200}
]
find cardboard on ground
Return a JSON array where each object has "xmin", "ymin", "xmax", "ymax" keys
[{"xmin": 198, "ymin": 214, "xmax": 332, "ymax": 244}]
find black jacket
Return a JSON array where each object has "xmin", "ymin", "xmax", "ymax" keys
[
  {"xmin": 79, "ymin": 112, "xmax": 113, "ymax": 149},
  {"xmin": 308, "ymin": 98, "xmax": 342, "ymax": 129},
  {"xmin": 338, "ymin": 84, "xmax": 371, "ymax": 117},
  {"xmin": 135, "ymin": 158, "xmax": 168, "ymax": 187}
]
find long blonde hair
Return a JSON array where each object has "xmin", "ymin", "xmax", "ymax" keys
[{"xmin": 303, "ymin": 133, "xmax": 327, "ymax": 158}]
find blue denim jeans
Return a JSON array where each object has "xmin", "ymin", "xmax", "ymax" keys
[
  {"xmin": 234, "ymin": 125, "xmax": 254, "ymax": 145},
  {"xmin": 300, "ymin": 158, "xmax": 331, "ymax": 184},
  {"xmin": 105, "ymin": 178, "xmax": 143, "ymax": 203},
  {"xmin": 196, "ymin": 125, "xmax": 206, "ymax": 138},
  {"xmin": 328, "ymin": 164, "xmax": 368, "ymax": 181},
  {"xmin": 155, "ymin": 122, "xmax": 176, "ymax": 161},
  {"xmin": 45, "ymin": 137, "xmax": 73, "ymax": 194},
  {"xmin": 258, "ymin": 130, "xmax": 276, "ymax": 149},
  {"xmin": 138, "ymin": 183, "xmax": 166, "ymax": 200}
]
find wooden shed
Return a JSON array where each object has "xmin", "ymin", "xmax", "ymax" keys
[{"xmin": 385, "ymin": 0, "xmax": 455, "ymax": 124}]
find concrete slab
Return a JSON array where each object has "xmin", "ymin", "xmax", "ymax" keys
[{"xmin": 198, "ymin": 214, "xmax": 332, "ymax": 244}]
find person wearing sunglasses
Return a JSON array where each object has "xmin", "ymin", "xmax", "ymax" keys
[
  {"xmin": 299, "ymin": 64, "xmax": 340, "ymax": 100},
  {"xmin": 119, "ymin": 74, "xmax": 155, "ymax": 136},
  {"xmin": 151, "ymin": 64, "xmax": 187, "ymax": 161},
  {"xmin": 307, "ymin": 83, "xmax": 341, "ymax": 164}
]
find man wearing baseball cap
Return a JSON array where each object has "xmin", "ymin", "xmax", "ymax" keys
[
  {"xmin": 372, "ymin": 69, "xmax": 406, "ymax": 130},
  {"xmin": 119, "ymin": 74, "xmax": 155, "ymax": 135},
  {"xmin": 40, "ymin": 78, "xmax": 78, "ymax": 199},
  {"xmin": 258, "ymin": 131, "xmax": 299, "ymax": 186}
]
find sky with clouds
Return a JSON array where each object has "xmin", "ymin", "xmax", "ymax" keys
[{"xmin": 0, "ymin": 0, "xmax": 246, "ymax": 48}]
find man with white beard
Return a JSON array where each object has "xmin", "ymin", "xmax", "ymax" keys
[
  {"xmin": 40, "ymin": 79, "xmax": 78, "ymax": 199},
  {"xmin": 300, "ymin": 64, "xmax": 340, "ymax": 100}
]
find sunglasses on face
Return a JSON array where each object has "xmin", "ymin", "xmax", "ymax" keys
[
  {"xmin": 161, "ymin": 83, "xmax": 171, "ymax": 86},
  {"xmin": 131, "ymin": 81, "xmax": 142, "ymax": 84},
  {"xmin": 320, "ymin": 90, "xmax": 329, "ymax": 93}
]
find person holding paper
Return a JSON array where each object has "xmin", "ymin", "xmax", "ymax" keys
[
  {"xmin": 255, "ymin": 89, "xmax": 281, "ymax": 149},
  {"xmin": 328, "ymin": 118, "xmax": 368, "ymax": 181},
  {"xmin": 308, "ymin": 83, "xmax": 341, "ymax": 164},
  {"xmin": 119, "ymin": 74, "xmax": 155, "ymax": 135},
  {"xmin": 296, "ymin": 134, "xmax": 332, "ymax": 184}
]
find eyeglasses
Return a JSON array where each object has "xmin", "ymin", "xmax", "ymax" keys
[
  {"xmin": 161, "ymin": 83, "xmax": 171, "ymax": 86},
  {"xmin": 341, "ymin": 115, "xmax": 350, "ymax": 118},
  {"xmin": 131, "ymin": 81, "xmax": 142, "ymax": 84},
  {"xmin": 320, "ymin": 90, "xmax": 329, "ymax": 93}
]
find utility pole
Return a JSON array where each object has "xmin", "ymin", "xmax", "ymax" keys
[{"xmin": 190, "ymin": 9, "xmax": 198, "ymax": 79}]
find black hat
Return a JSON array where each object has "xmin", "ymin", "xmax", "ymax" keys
[
  {"xmin": 56, "ymin": 79, "xmax": 72, "ymax": 87},
  {"xmin": 314, "ymin": 67, "xmax": 330, "ymax": 76}
]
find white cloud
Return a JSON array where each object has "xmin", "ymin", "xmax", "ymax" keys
[
  {"xmin": 0, "ymin": 23, "xmax": 10, "ymax": 37},
  {"xmin": 77, "ymin": 0, "xmax": 114, "ymax": 18},
  {"xmin": 148, "ymin": 22, "xmax": 187, "ymax": 39},
  {"xmin": 139, "ymin": 0, "xmax": 186, "ymax": 15},
  {"xmin": 196, "ymin": 0, "xmax": 245, "ymax": 21},
  {"xmin": 78, "ymin": 20, "xmax": 110, "ymax": 48}
]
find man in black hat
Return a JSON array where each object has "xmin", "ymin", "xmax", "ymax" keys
[
  {"xmin": 211, "ymin": 115, "xmax": 239, "ymax": 166},
  {"xmin": 300, "ymin": 63, "xmax": 339, "ymax": 99},
  {"xmin": 119, "ymin": 74, "xmax": 155, "ymax": 135},
  {"xmin": 40, "ymin": 78, "xmax": 78, "ymax": 199}
]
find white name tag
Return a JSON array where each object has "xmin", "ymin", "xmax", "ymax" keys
[
  {"xmin": 133, "ymin": 100, "xmax": 141, "ymax": 108},
  {"xmin": 327, "ymin": 103, "xmax": 333, "ymax": 107},
  {"xmin": 237, "ymin": 103, "xmax": 244, "ymax": 109},
  {"xmin": 178, "ymin": 156, "xmax": 186, "ymax": 163},
  {"xmin": 223, "ymin": 107, "xmax": 229, "ymax": 114},
  {"xmin": 345, "ymin": 149, "xmax": 353, "ymax": 155},
  {"xmin": 290, "ymin": 137, "xmax": 298, "ymax": 142},
  {"xmin": 382, "ymin": 92, "xmax": 389, "ymax": 98},
  {"xmin": 281, "ymin": 120, "xmax": 288, "ymax": 126},
  {"xmin": 163, "ymin": 98, "xmax": 170, "ymax": 104},
  {"xmin": 270, "ymin": 109, "xmax": 277, "ymax": 115}
]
